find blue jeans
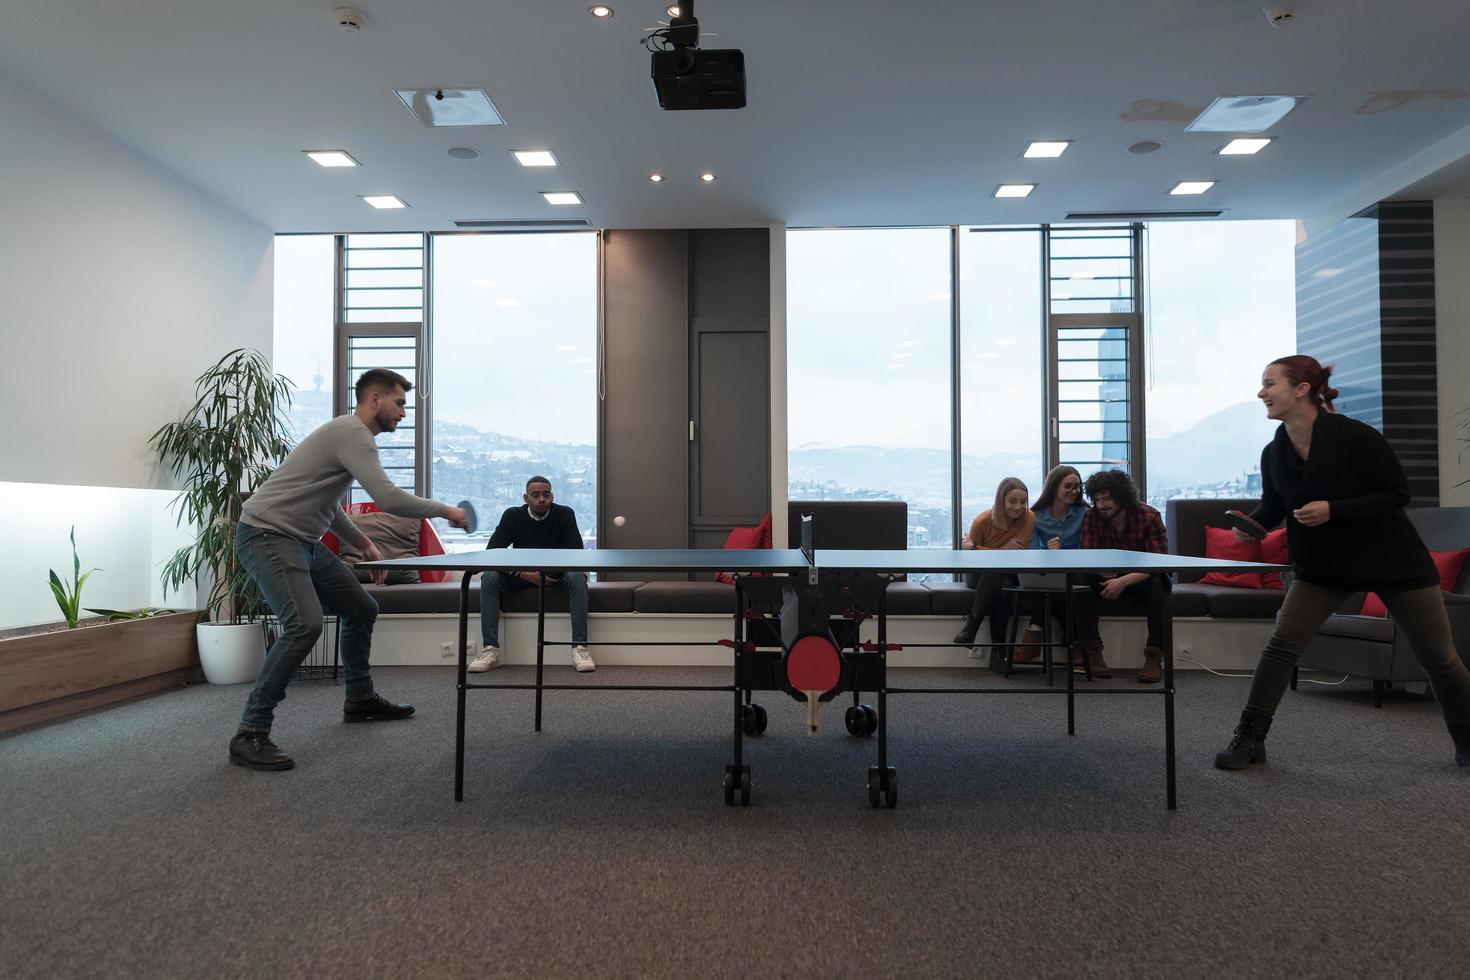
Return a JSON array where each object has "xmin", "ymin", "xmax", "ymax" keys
[
  {"xmin": 235, "ymin": 522, "xmax": 379, "ymax": 732},
  {"xmin": 479, "ymin": 571, "xmax": 588, "ymax": 648}
]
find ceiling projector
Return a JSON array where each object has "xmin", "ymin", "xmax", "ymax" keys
[{"xmin": 648, "ymin": 2, "xmax": 745, "ymax": 110}]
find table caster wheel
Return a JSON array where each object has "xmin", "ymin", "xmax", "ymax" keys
[
  {"xmin": 867, "ymin": 766, "xmax": 882, "ymax": 808},
  {"xmin": 739, "ymin": 765, "xmax": 751, "ymax": 806},
  {"xmin": 846, "ymin": 704, "xmax": 877, "ymax": 737},
  {"xmin": 883, "ymin": 766, "xmax": 897, "ymax": 809},
  {"xmin": 743, "ymin": 703, "xmax": 767, "ymax": 737},
  {"xmin": 723, "ymin": 765, "xmax": 736, "ymax": 806}
]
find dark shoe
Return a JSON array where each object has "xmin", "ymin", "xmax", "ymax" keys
[
  {"xmin": 1138, "ymin": 647, "xmax": 1164, "ymax": 684},
  {"xmin": 343, "ymin": 693, "xmax": 415, "ymax": 723},
  {"xmin": 1012, "ymin": 626, "xmax": 1043, "ymax": 664},
  {"xmin": 1073, "ymin": 640, "xmax": 1111, "ymax": 678},
  {"xmin": 229, "ymin": 731, "xmax": 294, "ymax": 771},
  {"xmin": 952, "ymin": 617, "xmax": 980, "ymax": 646},
  {"xmin": 1215, "ymin": 707, "xmax": 1273, "ymax": 771},
  {"xmin": 1449, "ymin": 721, "xmax": 1470, "ymax": 767}
]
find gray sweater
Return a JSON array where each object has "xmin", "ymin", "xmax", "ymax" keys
[{"xmin": 241, "ymin": 414, "xmax": 452, "ymax": 546}]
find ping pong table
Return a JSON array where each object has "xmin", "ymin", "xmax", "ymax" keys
[{"xmin": 364, "ymin": 538, "xmax": 1278, "ymax": 811}]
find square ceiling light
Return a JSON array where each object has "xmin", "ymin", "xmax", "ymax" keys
[
  {"xmin": 395, "ymin": 88, "xmax": 505, "ymax": 127},
  {"xmin": 1219, "ymin": 138, "xmax": 1273, "ymax": 155},
  {"xmin": 304, "ymin": 150, "xmax": 359, "ymax": 167},
  {"xmin": 993, "ymin": 184, "xmax": 1036, "ymax": 198},
  {"xmin": 1186, "ymin": 96, "xmax": 1304, "ymax": 133},
  {"xmin": 513, "ymin": 150, "xmax": 559, "ymax": 167},
  {"xmin": 1170, "ymin": 181, "xmax": 1216, "ymax": 196},
  {"xmin": 1023, "ymin": 141, "xmax": 1070, "ymax": 158},
  {"xmin": 362, "ymin": 194, "xmax": 408, "ymax": 209},
  {"xmin": 541, "ymin": 191, "xmax": 583, "ymax": 205}
]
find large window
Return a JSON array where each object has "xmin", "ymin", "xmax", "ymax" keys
[
  {"xmin": 271, "ymin": 235, "xmax": 335, "ymax": 445},
  {"xmin": 787, "ymin": 228, "xmax": 953, "ymax": 566},
  {"xmin": 959, "ymin": 229, "xmax": 1044, "ymax": 530},
  {"xmin": 430, "ymin": 233, "xmax": 598, "ymax": 549},
  {"xmin": 1144, "ymin": 221, "xmax": 1297, "ymax": 509}
]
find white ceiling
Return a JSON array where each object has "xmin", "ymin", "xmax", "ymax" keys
[{"xmin": 2, "ymin": 0, "xmax": 1469, "ymax": 232}]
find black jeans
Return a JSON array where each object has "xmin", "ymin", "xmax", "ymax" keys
[
  {"xmin": 1073, "ymin": 574, "xmax": 1172, "ymax": 651},
  {"xmin": 963, "ymin": 572, "xmax": 1019, "ymax": 644}
]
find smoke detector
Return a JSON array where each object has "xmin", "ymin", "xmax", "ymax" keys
[{"xmin": 332, "ymin": 7, "xmax": 366, "ymax": 32}]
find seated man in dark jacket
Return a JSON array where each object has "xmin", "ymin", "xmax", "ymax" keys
[{"xmin": 468, "ymin": 476, "xmax": 593, "ymax": 673}]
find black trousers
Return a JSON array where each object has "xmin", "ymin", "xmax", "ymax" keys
[
  {"xmin": 963, "ymin": 572, "xmax": 1019, "ymax": 645},
  {"xmin": 1073, "ymin": 574, "xmax": 1172, "ymax": 652}
]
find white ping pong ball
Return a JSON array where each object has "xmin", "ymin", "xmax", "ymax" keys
[{"xmin": 613, "ymin": 515, "xmax": 626, "ymax": 527}]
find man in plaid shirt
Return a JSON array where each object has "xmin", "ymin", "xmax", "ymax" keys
[{"xmin": 1077, "ymin": 469, "xmax": 1172, "ymax": 684}]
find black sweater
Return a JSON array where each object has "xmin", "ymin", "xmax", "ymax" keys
[
  {"xmin": 1249, "ymin": 411, "xmax": 1436, "ymax": 590},
  {"xmin": 485, "ymin": 504, "xmax": 584, "ymax": 551}
]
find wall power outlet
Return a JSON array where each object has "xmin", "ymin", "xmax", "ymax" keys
[{"xmin": 440, "ymin": 641, "xmax": 478, "ymax": 659}]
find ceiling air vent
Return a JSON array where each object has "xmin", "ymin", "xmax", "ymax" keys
[
  {"xmin": 1064, "ymin": 210, "xmax": 1224, "ymax": 221},
  {"xmin": 452, "ymin": 219, "xmax": 591, "ymax": 228}
]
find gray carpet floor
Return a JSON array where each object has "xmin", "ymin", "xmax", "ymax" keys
[{"xmin": 1, "ymin": 665, "xmax": 1466, "ymax": 980}]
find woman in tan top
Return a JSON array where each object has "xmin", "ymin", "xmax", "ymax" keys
[{"xmin": 953, "ymin": 477, "xmax": 1035, "ymax": 655}]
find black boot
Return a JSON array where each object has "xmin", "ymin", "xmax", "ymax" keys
[
  {"xmin": 952, "ymin": 617, "xmax": 980, "ymax": 645},
  {"xmin": 343, "ymin": 692, "xmax": 415, "ymax": 723},
  {"xmin": 1214, "ymin": 707, "xmax": 1273, "ymax": 771},
  {"xmin": 1449, "ymin": 721, "xmax": 1470, "ymax": 767},
  {"xmin": 229, "ymin": 731, "xmax": 294, "ymax": 771}
]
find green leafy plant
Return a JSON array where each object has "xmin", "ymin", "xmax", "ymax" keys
[
  {"xmin": 49, "ymin": 526, "xmax": 100, "ymax": 629},
  {"xmin": 82, "ymin": 607, "xmax": 178, "ymax": 622},
  {"xmin": 150, "ymin": 348, "xmax": 295, "ymax": 623}
]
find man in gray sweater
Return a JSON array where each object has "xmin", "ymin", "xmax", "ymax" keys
[{"xmin": 230, "ymin": 368, "xmax": 469, "ymax": 772}]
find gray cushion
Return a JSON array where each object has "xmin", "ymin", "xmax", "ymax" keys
[
  {"xmin": 1316, "ymin": 613, "xmax": 1397, "ymax": 643},
  {"xmin": 634, "ymin": 582, "xmax": 737, "ymax": 614},
  {"xmin": 927, "ymin": 582, "xmax": 975, "ymax": 617},
  {"xmin": 498, "ymin": 578, "xmax": 642, "ymax": 614},
  {"xmin": 363, "ymin": 582, "xmax": 459, "ymax": 614},
  {"xmin": 340, "ymin": 511, "xmax": 421, "ymax": 584},
  {"xmin": 884, "ymin": 581, "xmax": 932, "ymax": 615},
  {"xmin": 1189, "ymin": 583, "xmax": 1287, "ymax": 619},
  {"xmin": 1165, "ymin": 584, "xmax": 1211, "ymax": 618}
]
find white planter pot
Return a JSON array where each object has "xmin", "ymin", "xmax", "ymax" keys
[{"xmin": 196, "ymin": 622, "xmax": 265, "ymax": 685}]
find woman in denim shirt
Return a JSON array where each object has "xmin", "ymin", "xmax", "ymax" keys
[{"xmin": 1007, "ymin": 466, "xmax": 1089, "ymax": 669}]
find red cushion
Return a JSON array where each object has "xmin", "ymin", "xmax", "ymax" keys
[
  {"xmin": 1361, "ymin": 548, "xmax": 1470, "ymax": 617},
  {"xmin": 714, "ymin": 515, "xmax": 774, "ymax": 584},
  {"xmin": 1198, "ymin": 526, "xmax": 1264, "ymax": 589},
  {"xmin": 1259, "ymin": 528, "xmax": 1289, "ymax": 591}
]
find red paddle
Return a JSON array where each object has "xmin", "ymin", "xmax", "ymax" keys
[
  {"xmin": 1225, "ymin": 509, "xmax": 1267, "ymax": 541},
  {"xmin": 787, "ymin": 635, "xmax": 842, "ymax": 736}
]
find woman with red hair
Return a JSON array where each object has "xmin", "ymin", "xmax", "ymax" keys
[{"xmin": 1215, "ymin": 355, "xmax": 1470, "ymax": 771}]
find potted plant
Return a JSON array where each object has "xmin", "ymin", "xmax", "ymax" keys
[{"xmin": 151, "ymin": 348, "xmax": 295, "ymax": 684}]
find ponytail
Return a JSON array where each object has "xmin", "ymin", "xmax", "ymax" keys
[{"xmin": 1270, "ymin": 354, "xmax": 1337, "ymax": 412}]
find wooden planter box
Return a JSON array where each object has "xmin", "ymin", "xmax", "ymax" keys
[{"xmin": 0, "ymin": 611, "xmax": 204, "ymax": 734}]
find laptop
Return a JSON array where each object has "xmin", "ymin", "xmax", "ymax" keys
[{"xmin": 1016, "ymin": 572, "xmax": 1075, "ymax": 590}]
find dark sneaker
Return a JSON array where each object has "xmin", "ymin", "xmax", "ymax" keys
[
  {"xmin": 343, "ymin": 693, "xmax": 415, "ymax": 723},
  {"xmin": 229, "ymin": 731, "xmax": 294, "ymax": 771}
]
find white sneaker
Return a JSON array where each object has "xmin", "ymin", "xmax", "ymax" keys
[
  {"xmin": 571, "ymin": 645, "xmax": 596, "ymax": 673},
  {"xmin": 467, "ymin": 646, "xmax": 501, "ymax": 672}
]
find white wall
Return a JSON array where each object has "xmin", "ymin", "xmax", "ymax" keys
[
  {"xmin": 1436, "ymin": 199, "xmax": 1470, "ymax": 505},
  {"xmin": 0, "ymin": 70, "xmax": 274, "ymax": 492}
]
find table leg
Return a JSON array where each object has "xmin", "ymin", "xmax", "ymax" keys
[
  {"xmin": 1164, "ymin": 590, "xmax": 1177, "ymax": 811},
  {"xmin": 534, "ymin": 572, "xmax": 546, "ymax": 732},
  {"xmin": 1064, "ymin": 577, "xmax": 1075, "ymax": 736},
  {"xmin": 455, "ymin": 572, "xmax": 470, "ymax": 802}
]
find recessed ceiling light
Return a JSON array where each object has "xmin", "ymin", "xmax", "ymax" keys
[
  {"xmin": 1219, "ymin": 137, "xmax": 1273, "ymax": 155},
  {"xmin": 699, "ymin": 172, "xmax": 717, "ymax": 182},
  {"xmin": 993, "ymin": 184, "xmax": 1035, "ymax": 198},
  {"xmin": 541, "ymin": 191, "xmax": 583, "ymax": 205},
  {"xmin": 1170, "ymin": 181, "xmax": 1216, "ymax": 195},
  {"xmin": 648, "ymin": 173, "xmax": 664, "ymax": 182},
  {"xmin": 447, "ymin": 146, "xmax": 480, "ymax": 160},
  {"xmin": 361, "ymin": 194, "xmax": 407, "ymax": 209},
  {"xmin": 667, "ymin": 5, "xmax": 681, "ymax": 16},
  {"xmin": 304, "ymin": 150, "xmax": 359, "ymax": 167},
  {"xmin": 513, "ymin": 150, "xmax": 559, "ymax": 167},
  {"xmin": 1186, "ymin": 96, "xmax": 1304, "ymax": 133},
  {"xmin": 589, "ymin": 5, "xmax": 614, "ymax": 18},
  {"xmin": 1023, "ymin": 141, "xmax": 1070, "ymax": 158}
]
